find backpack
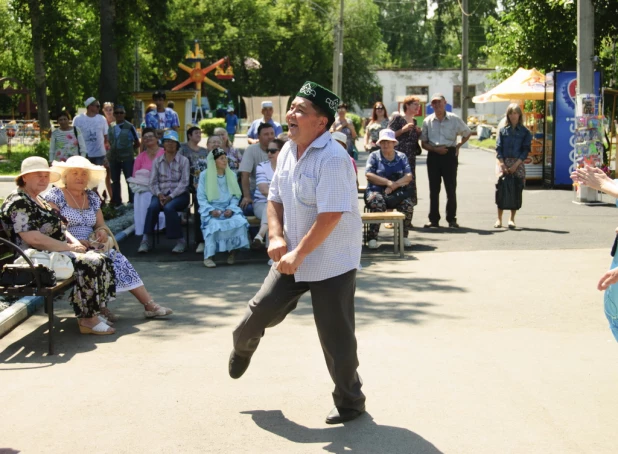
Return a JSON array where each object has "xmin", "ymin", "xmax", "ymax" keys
[{"xmin": 108, "ymin": 122, "xmax": 137, "ymax": 161}]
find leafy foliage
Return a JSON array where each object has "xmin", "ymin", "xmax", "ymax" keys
[{"xmin": 199, "ymin": 118, "xmax": 226, "ymax": 137}]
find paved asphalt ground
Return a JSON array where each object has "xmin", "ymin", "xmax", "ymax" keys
[{"xmin": 1, "ymin": 138, "xmax": 618, "ymax": 453}]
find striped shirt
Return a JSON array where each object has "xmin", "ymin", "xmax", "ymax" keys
[
  {"xmin": 149, "ymin": 152, "xmax": 190, "ymax": 199},
  {"xmin": 254, "ymin": 161, "xmax": 274, "ymax": 203},
  {"xmin": 268, "ymin": 131, "xmax": 361, "ymax": 282}
]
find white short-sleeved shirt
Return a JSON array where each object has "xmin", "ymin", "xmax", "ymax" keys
[
  {"xmin": 239, "ymin": 143, "xmax": 268, "ymax": 193},
  {"xmin": 268, "ymin": 131, "xmax": 361, "ymax": 282},
  {"xmin": 72, "ymin": 114, "xmax": 108, "ymax": 158}
]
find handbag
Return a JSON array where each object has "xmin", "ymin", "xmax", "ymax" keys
[
  {"xmin": 14, "ymin": 249, "xmax": 74, "ymax": 280},
  {"xmin": 496, "ymin": 174, "xmax": 523, "ymax": 210},
  {"xmin": 0, "ymin": 264, "xmax": 57, "ymax": 287},
  {"xmin": 88, "ymin": 226, "xmax": 118, "ymax": 253},
  {"xmin": 384, "ymin": 185, "xmax": 414, "ymax": 209}
]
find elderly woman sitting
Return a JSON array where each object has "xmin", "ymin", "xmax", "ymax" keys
[
  {"xmin": 197, "ymin": 148, "xmax": 250, "ymax": 268},
  {"xmin": 0, "ymin": 157, "xmax": 117, "ymax": 335},
  {"xmin": 365, "ymin": 129, "xmax": 414, "ymax": 250},
  {"xmin": 43, "ymin": 156, "xmax": 173, "ymax": 320}
]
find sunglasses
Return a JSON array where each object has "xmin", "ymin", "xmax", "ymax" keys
[
  {"xmin": 267, "ymin": 148, "xmax": 279, "ymax": 153},
  {"xmin": 92, "ymin": 104, "xmax": 100, "ymax": 108},
  {"xmin": 142, "ymin": 134, "xmax": 155, "ymax": 139},
  {"xmin": 375, "ymin": 106, "xmax": 384, "ymax": 110},
  {"xmin": 114, "ymin": 111, "xmax": 125, "ymax": 115}
]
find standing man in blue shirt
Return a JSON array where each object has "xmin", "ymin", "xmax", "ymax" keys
[
  {"xmin": 229, "ymin": 82, "xmax": 365, "ymax": 425},
  {"xmin": 225, "ymin": 106, "xmax": 239, "ymax": 144},
  {"xmin": 145, "ymin": 91, "xmax": 180, "ymax": 140},
  {"xmin": 246, "ymin": 100, "xmax": 283, "ymax": 144}
]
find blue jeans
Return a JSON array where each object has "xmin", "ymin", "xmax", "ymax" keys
[
  {"xmin": 604, "ymin": 254, "xmax": 618, "ymax": 342},
  {"xmin": 144, "ymin": 192, "xmax": 190, "ymax": 240},
  {"xmin": 87, "ymin": 156, "xmax": 106, "ymax": 166},
  {"xmin": 109, "ymin": 158, "xmax": 134, "ymax": 205}
]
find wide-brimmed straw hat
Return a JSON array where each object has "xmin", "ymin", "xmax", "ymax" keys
[
  {"xmin": 376, "ymin": 128, "xmax": 398, "ymax": 145},
  {"xmin": 16, "ymin": 157, "xmax": 61, "ymax": 184},
  {"xmin": 50, "ymin": 156, "xmax": 106, "ymax": 188},
  {"xmin": 126, "ymin": 169, "xmax": 151, "ymax": 187}
]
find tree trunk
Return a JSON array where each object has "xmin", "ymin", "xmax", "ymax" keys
[
  {"xmin": 99, "ymin": 0, "xmax": 118, "ymax": 103},
  {"xmin": 27, "ymin": 0, "xmax": 50, "ymax": 131}
]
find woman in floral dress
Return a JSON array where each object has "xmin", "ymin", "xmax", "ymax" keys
[
  {"xmin": 388, "ymin": 96, "xmax": 421, "ymax": 222},
  {"xmin": 0, "ymin": 157, "xmax": 117, "ymax": 335},
  {"xmin": 364, "ymin": 102, "xmax": 389, "ymax": 151},
  {"xmin": 44, "ymin": 156, "xmax": 173, "ymax": 320}
]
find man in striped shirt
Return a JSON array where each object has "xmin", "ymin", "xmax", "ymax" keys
[
  {"xmin": 229, "ymin": 82, "xmax": 365, "ymax": 425},
  {"xmin": 139, "ymin": 130, "xmax": 190, "ymax": 253}
]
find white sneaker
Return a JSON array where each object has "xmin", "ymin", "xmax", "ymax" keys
[
  {"xmin": 203, "ymin": 258, "xmax": 216, "ymax": 268},
  {"xmin": 368, "ymin": 239, "xmax": 378, "ymax": 249},
  {"xmin": 172, "ymin": 242, "xmax": 186, "ymax": 254},
  {"xmin": 138, "ymin": 241, "xmax": 150, "ymax": 253},
  {"xmin": 403, "ymin": 238, "xmax": 412, "ymax": 247},
  {"xmin": 195, "ymin": 242, "xmax": 205, "ymax": 254},
  {"xmin": 251, "ymin": 234, "xmax": 264, "ymax": 249}
]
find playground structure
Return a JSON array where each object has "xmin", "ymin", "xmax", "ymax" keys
[{"xmin": 171, "ymin": 40, "xmax": 234, "ymax": 123}]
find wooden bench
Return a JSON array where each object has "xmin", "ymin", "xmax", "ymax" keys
[
  {"xmin": 361, "ymin": 211, "xmax": 405, "ymax": 258},
  {"xmin": 0, "ymin": 233, "xmax": 75, "ymax": 355}
]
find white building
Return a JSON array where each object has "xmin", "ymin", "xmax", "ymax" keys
[{"xmin": 372, "ymin": 68, "xmax": 508, "ymax": 123}]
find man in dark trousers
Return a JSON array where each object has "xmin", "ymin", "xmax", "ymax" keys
[
  {"xmin": 421, "ymin": 93, "xmax": 471, "ymax": 228},
  {"xmin": 229, "ymin": 81, "xmax": 365, "ymax": 425}
]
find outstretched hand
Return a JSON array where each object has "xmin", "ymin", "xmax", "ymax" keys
[{"xmin": 571, "ymin": 165, "xmax": 611, "ymax": 191}]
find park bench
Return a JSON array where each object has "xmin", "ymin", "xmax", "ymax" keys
[
  {"xmin": 361, "ymin": 211, "xmax": 405, "ymax": 258},
  {"xmin": 0, "ymin": 228, "xmax": 75, "ymax": 355}
]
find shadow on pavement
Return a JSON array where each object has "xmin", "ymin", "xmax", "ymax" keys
[
  {"xmin": 241, "ymin": 409, "xmax": 444, "ymax": 454},
  {"xmin": 0, "ymin": 311, "xmax": 151, "ymax": 367}
]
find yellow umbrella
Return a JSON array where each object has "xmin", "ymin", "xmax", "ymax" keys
[{"xmin": 473, "ymin": 68, "xmax": 546, "ymax": 103}]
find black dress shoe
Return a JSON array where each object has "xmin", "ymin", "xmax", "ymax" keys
[
  {"xmin": 228, "ymin": 351, "xmax": 251, "ymax": 379},
  {"xmin": 448, "ymin": 221, "xmax": 460, "ymax": 229},
  {"xmin": 423, "ymin": 222, "xmax": 439, "ymax": 228},
  {"xmin": 325, "ymin": 406, "xmax": 365, "ymax": 424}
]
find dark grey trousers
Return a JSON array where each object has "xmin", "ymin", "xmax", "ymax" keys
[{"xmin": 232, "ymin": 267, "xmax": 365, "ymax": 410}]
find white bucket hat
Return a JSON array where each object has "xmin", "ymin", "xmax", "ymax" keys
[
  {"xmin": 331, "ymin": 131, "xmax": 347, "ymax": 148},
  {"xmin": 50, "ymin": 156, "xmax": 107, "ymax": 188},
  {"xmin": 376, "ymin": 128, "xmax": 398, "ymax": 145},
  {"xmin": 16, "ymin": 156, "xmax": 61, "ymax": 184}
]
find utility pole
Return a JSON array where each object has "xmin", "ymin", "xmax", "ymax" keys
[
  {"xmin": 577, "ymin": 0, "xmax": 594, "ymax": 96},
  {"xmin": 461, "ymin": 0, "xmax": 469, "ymax": 124},
  {"xmin": 332, "ymin": 0, "xmax": 344, "ymax": 97},
  {"xmin": 336, "ymin": 0, "xmax": 344, "ymax": 97}
]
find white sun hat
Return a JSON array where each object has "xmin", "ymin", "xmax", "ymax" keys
[
  {"xmin": 376, "ymin": 128, "xmax": 398, "ymax": 145},
  {"xmin": 16, "ymin": 156, "xmax": 61, "ymax": 184},
  {"xmin": 331, "ymin": 131, "xmax": 347, "ymax": 148},
  {"xmin": 50, "ymin": 156, "xmax": 107, "ymax": 188}
]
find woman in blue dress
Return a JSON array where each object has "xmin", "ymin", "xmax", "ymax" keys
[
  {"xmin": 45, "ymin": 156, "xmax": 173, "ymax": 321},
  {"xmin": 197, "ymin": 148, "xmax": 249, "ymax": 268}
]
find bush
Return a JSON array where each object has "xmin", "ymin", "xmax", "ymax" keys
[
  {"xmin": 199, "ymin": 118, "xmax": 226, "ymax": 137},
  {"xmin": 347, "ymin": 114, "xmax": 362, "ymax": 136},
  {"xmin": 0, "ymin": 141, "xmax": 51, "ymax": 175}
]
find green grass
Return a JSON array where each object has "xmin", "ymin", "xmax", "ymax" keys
[
  {"xmin": 0, "ymin": 142, "xmax": 50, "ymax": 175},
  {"xmin": 469, "ymin": 138, "xmax": 496, "ymax": 149}
]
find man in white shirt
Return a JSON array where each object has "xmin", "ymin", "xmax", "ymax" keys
[
  {"xmin": 72, "ymin": 97, "xmax": 109, "ymax": 165},
  {"xmin": 229, "ymin": 81, "xmax": 365, "ymax": 425},
  {"xmin": 246, "ymin": 101, "xmax": 283, "ymax": 144},
  {"xmin": 421, "ymin": 93, "xmax": 471, "ymax": 228},
  {"xmin": 238, "ymin": 123, "xmax": 275, "ymax": 210}
]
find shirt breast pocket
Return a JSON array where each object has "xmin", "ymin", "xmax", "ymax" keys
[{"xmin": 295, "ymin": 173, "xmax": 317, "ymax": 206}]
